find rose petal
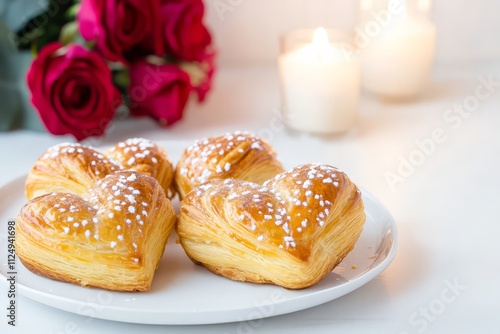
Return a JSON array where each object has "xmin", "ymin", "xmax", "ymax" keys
[
  {"xmin": 78, "ymin": 0, "xmax": 164, "ymax": 63},
  {"xmin": 26, "ymin": 42, "xmax": 120, "ymax": 141},
  {"xmin": 128, "ymin": 60, "xmax": 190, "ymax": 126},
  {"xmin": 161, "ymin": 0, "xmax": 212, "ymax": 61}
]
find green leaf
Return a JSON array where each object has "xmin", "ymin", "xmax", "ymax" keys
[
  {"xmin": 114, "ymin": 70, "xmax": 131, "ymax": 91},
  {"xmin": 85, "ymin": 39, "xmax": 96, "ymax": 50},
  {"xmin": 64, "ymin": 3, "xmax": 81, "ymax": 20},
  {"xmin": 59, "ymin": 21, "xmax": 78, "ymax": 45},
  {"xmin": 15, "ymin": 0, "xmax": 79, "ymax": 51}
]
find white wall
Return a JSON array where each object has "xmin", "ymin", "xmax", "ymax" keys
[{"xmin": 203, "ymin": 0, "xmax": 500, "ymax": 66}]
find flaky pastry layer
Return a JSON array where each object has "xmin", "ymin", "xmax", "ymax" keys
[
  {"xmin": 16, "ymin": 171, "xmax": 176, "ymax": 291},
  {"xmin": 25, "ymin": 138, "xmax": 175, "ymax": 200},
  {"xmin": 174, "ymin": 131, "xmax": 284, "ymax": 199},
  {"xmin": 178, "ymin": 164, "xmax": 366, "ymax": 289}
]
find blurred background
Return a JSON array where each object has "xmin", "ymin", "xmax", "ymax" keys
[
  {"xmin": 1, "ymin": 0, "xmax": 499, "ymax": 134},
  {"xmin": 203, "ymin": 0, "xmax": 500, "ymax": 66}
]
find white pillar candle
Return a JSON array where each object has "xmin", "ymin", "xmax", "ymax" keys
[
  {"xmin": 361, "ymin": 0, "xmax": 436, "ymax": 99},
  {"xmin": 278, "ymin": 28, "xmax": 361, "ymax": 134}
]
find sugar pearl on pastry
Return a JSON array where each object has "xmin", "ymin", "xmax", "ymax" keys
[
  {"xmin": 174, "ymin": 131, "xmax": 285, "ymax": 199},
  {"xmin": 178, "ymin": 163, "xmax": 366, "ymax": 289}
]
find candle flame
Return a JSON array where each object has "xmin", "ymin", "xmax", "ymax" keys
[
  {"xmin": 312, "ymin": 27, "xmax": 329, "ymax": 49},
  {"xmin": 360, "ymin": 0, "xmax": 373, "ymax": 11},
  {"xmin": 418, "ymin": 0, "xmax": 431, "ymax": 11}
]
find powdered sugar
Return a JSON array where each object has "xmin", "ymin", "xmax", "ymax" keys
[{"xmin": 190, "ymin": 163, "xmax": 344, "ymax": 251}]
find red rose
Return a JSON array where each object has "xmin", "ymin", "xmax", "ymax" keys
[
  {"xmin": 128, "ymin": 60, "xmax": 191, "ymax": 126},
  {"xmin": 78, "ymin": 0, "xmax": 164, "ymax": 63},
  {"xmin": 161, "ymin": 0, "xmax": 212, "ymax": 61},
  {"xmin": 27, "ymin": 42, "xmax": 121, "ymax": 141}
]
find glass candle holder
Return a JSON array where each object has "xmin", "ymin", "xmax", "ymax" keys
[
  {"xmin": 278, "ymin": 28, "xmax": 361, "ymax": 135},
  {"xmin": 359, "ymin": 0, "xmax": 436, "ymax": 100}
]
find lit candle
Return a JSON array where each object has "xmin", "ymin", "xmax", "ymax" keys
[
  {"xmin": 360, "ymin": 0, "xmax": 436, "ymax": 99},
  {"xmin": 278, "ymin": 28, "xmax": 361, "ymax": 134}
]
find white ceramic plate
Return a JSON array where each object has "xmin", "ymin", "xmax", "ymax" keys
[{"xmin": 0, "ymin": 151, "xmax": 397, "ymax": 325}]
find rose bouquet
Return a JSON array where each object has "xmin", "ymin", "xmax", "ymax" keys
[{"xmin": 17, "ymin": 0, "xmax": 215, "ymax": 140}]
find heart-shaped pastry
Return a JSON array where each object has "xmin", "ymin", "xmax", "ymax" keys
[
  {"xmin": 178, "ymin": 164, "xmax": 366, "ymax": 289},
  {"xmin": 25, "ymin": 138, "xmax": 175, "ymax": 200},
  {"xmin": 174, "ymin": 131, "xmax": 284, "ymax": 199},
  {"xmin": 16, "ymin": 171, "xmax": 176, "ymax": 291}
]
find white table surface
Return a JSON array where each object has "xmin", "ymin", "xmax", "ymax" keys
[{"xmin": 1, "ymin": 61, "xmax": 500, "ymax": 333}]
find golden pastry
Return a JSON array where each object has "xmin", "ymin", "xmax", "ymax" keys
[
  {"xmin": 25, "ymin": 138, "xmax": 175, "ymax": 200},
  {"xmin": 175, "ymin": 131, "xmax": 284, "ymax": 199},
  {"xmin": 177, "ymin": 164, "xmax": 366, "ymax": 289},
  {"xmin": 16, "ymin": 171, "xmax": 176, "ymax": 292}
]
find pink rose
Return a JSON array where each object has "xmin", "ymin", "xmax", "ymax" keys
[
  {"xmin": 161, "ymin": 0, "xmax": 212, "ymax": 61},
  {"xmin": 128, "ymin": 60, "xmax": 191, "ymax": 126},
  {"xmin": 78, "ymin": 0, "xmax": 164, "ymax": 63},
  {"xmin": 27, "ymin": 42, "xmax": 121, "ymax": 141}
]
